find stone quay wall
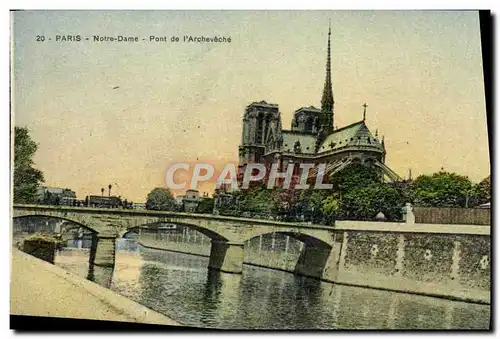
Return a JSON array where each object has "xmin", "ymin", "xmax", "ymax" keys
[{"xmin": 334, "ymin": 221, "xmax": 490, "ymax": 304}]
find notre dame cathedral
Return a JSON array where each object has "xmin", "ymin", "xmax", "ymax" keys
[{"xmin": 237, "ymin": 24, "xmax": 401, "ymax": 183}]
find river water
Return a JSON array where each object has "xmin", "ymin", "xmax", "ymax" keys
[{"xmin": 54, "ymin": 239, "xmax": 490, "ymax": 330}]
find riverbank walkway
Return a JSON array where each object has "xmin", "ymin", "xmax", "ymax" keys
[{"xmin": 10, "ymin": 248, "xmax": 180, "ymax": 327}]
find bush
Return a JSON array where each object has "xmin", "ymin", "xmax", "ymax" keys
[{"xmin": 22, "ymin": 233, "xmax": 61, "ymax": 263}]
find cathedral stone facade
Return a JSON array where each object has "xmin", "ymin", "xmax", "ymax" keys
[{"xmin": 237, "ymin": 24, "xmax": 401, "ymax": 184}]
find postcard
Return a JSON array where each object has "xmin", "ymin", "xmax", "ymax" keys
[{"xmin": 10, "ymin": 9, "xmax": 491, "ymax": 331}]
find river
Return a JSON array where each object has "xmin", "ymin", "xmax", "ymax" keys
[{"xmin": 54, "ymin": 239, "xmax": 490, "ymax": 330}]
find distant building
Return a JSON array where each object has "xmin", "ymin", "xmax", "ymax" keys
[
  {"xmin": 175, "ymin": 195, "xmax": 185, "ymax": 206},
  {"xmin": 37, "ymin": 186, "xmax": 76, "ymax": 206},
  {"xmin": 179, "ymin": 190, "xmax": 202, "ymax": 212},
  {"xmin": 132, "ymin": 202, "xmax": 146, "ymax": 210},
  {"xmin": 185, "ymin": 189, "xmax": 200, "ymax": 200},
  {"xmin": 213, "ymin": 190, "xmax": 238, "ymax": 215},
  {"xmin": 85, "ymin": 195, "xmax": 122, "ymax": 208}
]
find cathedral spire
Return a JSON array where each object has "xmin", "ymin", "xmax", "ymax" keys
[{"xmin": 320, "ymin": 20, "xmax": 334, "ymax": 133}]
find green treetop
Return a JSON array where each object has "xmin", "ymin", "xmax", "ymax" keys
[{"xmin": 13, "ymin": 127, "xmax": 44, "ymax": 203}]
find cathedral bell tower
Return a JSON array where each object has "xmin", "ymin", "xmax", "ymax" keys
[{"xmin": 238, "ymin": 101, "xmax": 281, "ymax": 165}]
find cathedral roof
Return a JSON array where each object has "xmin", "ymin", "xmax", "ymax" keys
[
  {"xmin": 318, "ymin": 120, "xmax": 383, "ymax": 153},
  {"xmin": 294, "ymin": 106, "xmax": 321, "ymax": 113},
  {"xmin": 281, "ymin": 130, "xmax": 317, "ymax": 154},
  {"xmin": 247, "ymin": 100, "xmax": 278, "ymax": 108}
]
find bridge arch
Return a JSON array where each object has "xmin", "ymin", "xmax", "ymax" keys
[
  {"xmin": 287, "ymin": 232, "xmax": 332, "ymax": 249},
  {"xmin": 120, "ymin": 220, "xmax": 230, "ymax": 242},
  {"xmin": 13, "ymin": 215, "xmax": 99, "ymax": 236},
  {"xmin": 119, "ymin": 226, "xmax": 142, "ymax": 238},
  {"xmin": 243, "ymin": 230, "xmax": 335, "ymax": 279},
  {"xmin": 12, "ymin": 209, "xmax": 112, "ymax": 236},
  {"xmin": 240, "ymin": 226, "xmax": 334, "ymax": 248},
  {"xmin": 248, "ymin": 231, "xmax": 332, "ymax": 249}
]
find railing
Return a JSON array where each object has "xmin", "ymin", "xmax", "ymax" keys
[{"xmin": 413, "ymin": 207, "xmax": 491, "ymax": 226}]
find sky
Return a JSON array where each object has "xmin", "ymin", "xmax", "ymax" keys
[{"xmin": 11, "ymin": 10, "xmax": 489, "ymax": 201}]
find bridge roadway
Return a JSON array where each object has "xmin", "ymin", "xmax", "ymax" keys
[{"xmin": 13, "ymin": 204, "xmax": 341, "ymax": 281}]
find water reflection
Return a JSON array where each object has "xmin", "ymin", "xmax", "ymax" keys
[
  {"xmin": 87, "ymin": 263, "xmax": 114, "ymax": 288},
  {"xmin": 54, "ymin": 239, "xmax": 490, "ymax": 330}
]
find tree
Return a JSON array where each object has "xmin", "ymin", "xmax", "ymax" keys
[
  {"xmin": 238, "ymin": 184, "xmax": 277, "ymax": 216},
  {"xmin": 13, "ymin": 127, "xmax": 44, "ymax": 203},
  {"xmin": 329, "ymin": 163, "xmax": 380, "ymax": 193},
  {"xmin": 273, "ymin": 188, "xmax": 302, "ymax": 219},
  {"xmin": 146, "ymin": 187, "xmax": 176, "ymax": 211},
  {"xmin": 298, "ymin": 189, "xmax": 330, "ymax": 223},
  {"xmin": 412, "ymin": 171, "xmax": 473, "ymax": 208},
  {"xmin": 321, "ymin": 163, "xmax": 407, "ymax": 221},
  {"xmin": 472, "ymin": 175, "xmax": 490, "ymax": 206},
  {"xmin": 338, "ymin": 182, "xmax": 405, "ymax": 221},
  {"xmin": 321, "ymin": 195, "xmax": 340, "ymax": 225},
  {"xmin": 196, "ymin": 198, "xmax": 214, "ymax": 214}
]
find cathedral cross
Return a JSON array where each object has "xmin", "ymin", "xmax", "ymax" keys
[{"xmin": 363, "ymin": 103, "xmax": 368, "ymax": 121}]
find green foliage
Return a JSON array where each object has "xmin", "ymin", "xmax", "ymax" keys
[
  {"xmin": 196, "ymin": 198, "xmax": 214, "ymax": 214},
  {"xmin": 473, "ymin": 175, "xmax": 491, "ymax": 206},
  {"xmin": 412, "ymin": 171, "xmax": 473, "ymax": 207},
  {"xmin": 231, "ymin": 164, "xmax": 407, "ymax": 222},
  {"xmin": 330, "ymin": 163, "xmax": 380, "ymax": 193},
  {"xmin": 220, "ymin": 165, "xmax": 486, "ymax": 222},
  {"xmin": 146, "ymin": 187, "xmax": 176, "ymax": 211},
  {"xmin": 321, "ymin": 195, "xmax": 340, "ymax": 224},
  {"xmin": 240, "ymin": 185, "xmax": 277, "ymax": 214},
  {"xmin": 297, "ymin": 189, "xmax": 330, "ymax": 223},
  {"xmin": 273, "ymin": 188, "xmax": 301, "ymax": 216},
  {"xmin": 339, "ymin": 182, "xmax": 405, "ymax": 220},
  {"xmin": 390, "ymin": 180, "xmax": 415, "ymax": 204},
  {"xmin": 322, "ymin": 196, "xmax": 339, "ymax": 215},
  {"xmin": 13, "ymin": 127, "xmax": 44, "ymax": 203},
  {"xmin": 324, "ymin": 163, "xmax": 405, "ymax": 221}
]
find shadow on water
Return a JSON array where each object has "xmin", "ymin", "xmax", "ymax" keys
[
  {"xmin": 203, "ymin": 269, "xmax": 224, "ymax": 300},
  {"xmin": 199, "ymin": 270, "xmax": 225, "ymax": 327},
  {"xmin": 86, "ymin": 262, "xmax": 114, "ymax": 289}
]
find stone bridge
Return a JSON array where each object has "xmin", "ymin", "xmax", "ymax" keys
[{"xmin": 12, "ymin": 204, "xmax": 341, "ymax": 280}]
